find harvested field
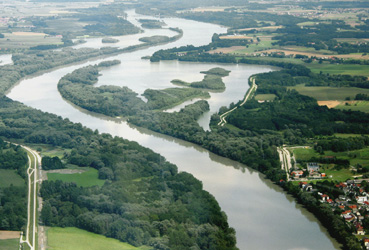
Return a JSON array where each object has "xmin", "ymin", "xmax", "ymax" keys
[
  {"xmin": 257, "ymin": 49, "xmax": 333, "ymax": 58},
  {"xmin": 12, "ymin": 32, "xmax": 46, "ymax": 36},
  {"xmin": 0, "ymin": 231, "xmax": 21, "ymax": 240},
  {"xmin": 219, "ymin": 35, "xmax": 253, "ymax": 40},
  {"xmin": 317, "ymin": 100, "xmax": 341, "ymax": 108}
]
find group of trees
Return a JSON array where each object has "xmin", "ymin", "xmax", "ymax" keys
[
  {"xmin": 315, "ymin": 136, "xmax": 369, "ymax": 152},
  {"xmin": 81, "ymin": 14, "xmax": 140, "ymax": 36},
  {"xmin": 41, "ymin": 156, "xmax": 64, "ymax": 170},
  {"xmin": 138, "ymin": 19, "xmax": 166, "ymax": 29},
  {"xmin": 0, "ymin": 139, "xmax": 28, "ymax": 177}
]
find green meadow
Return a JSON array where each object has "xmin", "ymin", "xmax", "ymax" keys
[
  {"xmin": 47, "ymin": 167, "xmax": 105, "ymax": 187},
  {"xmin": 47, "ymin": 227, "xmax": 148, "ymax": 250},
  {"xmin": 335, "ymin": 101, "xmax": 369, "ymax": 113},
  {"xmin": 0, "ymin": 239, "xmax": 19, "ymax": 250},
  {"xmin": 288, "ymin": 84, "xmax": 369, "ymax": 101},
  {"xmin": 0, "ymin": 169, "xmax": 25, "ymax": 188},
  {"xmin": 308, "ymin": 63, "xmax": 369, "ymax": 77}
]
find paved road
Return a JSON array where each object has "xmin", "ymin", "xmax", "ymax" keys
[
  {"xmin": 277, "ymin": 147, "xmax": 293, "ymax": 181},
  {"xmin": 18, "ymin": 145, "xmax": 41, "ymax": 250}
]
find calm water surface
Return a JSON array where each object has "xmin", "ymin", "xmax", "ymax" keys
[
  {"xmin": 7, "ymin": 10, "xmax": 340, "ymax": 250},
  {"xmin": 0, "ymin": 54, "xmax": 12, "ymax": 65}
]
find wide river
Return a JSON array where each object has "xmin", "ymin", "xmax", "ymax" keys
[{"xmin": 8, "ymin": 10, "xmax": 340, "ymax": 250}]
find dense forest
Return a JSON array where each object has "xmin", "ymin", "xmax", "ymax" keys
[
  {"xmin": 0, "ymin": 96, "xmax": 237, "ymax": 250},
  {"xmin": 0, "ymin": 140, "xmax": 28, "ymax": 231}
]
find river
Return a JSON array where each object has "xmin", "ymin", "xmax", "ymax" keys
[{"xmin": 7, "ymin": 10, "xmax": 341, "ymax": 250}]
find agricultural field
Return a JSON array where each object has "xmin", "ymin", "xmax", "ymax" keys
[
  {"xmin": 46, "ymin": 227, "xmax": 147, "ymax": 250},
  {"xmin": 0, "ymin": 169, "xmax": 25, "ymax": 188},
  {"xmin": 335, "ymin": 101, "xmax": 369, "ymax": 113},
  {"xmin": 308, "ymin": 63, "xmax": 369, "ymax": 77},
  {"xmin": 0, "ymin": 231, "xmax": 21, "ymax": 250},
  {"xmin": 292, "ymin": 146, "xmax": 369, "ymax": 165},
  {"xmin": 0, "ymin": 239, "xmax": 19, "ymax": 250},
  {"xmin": 288, "ymin": 84, "xmax": 369, "ymax": 101},
  {"xmin": 334, "ymin": 133, "xmax": 368, "ymax": 138},
  {"xmin": 291, "ymin": 148, "xmax": 319, "ymax": 161},
  {"xmin": 47, "ymin": 167, "xmax": 105, "ymax": 187},
  {"xmin": 320, "ymin": 166, "xmax": 354, "ymax": 182},
  {"xmin": 0, "ymin": 32, "xmax": 62, "ymax": 50}
]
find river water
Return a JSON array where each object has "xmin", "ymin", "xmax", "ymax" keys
[{"xmin": 7, "ymin": 10, "xmax": 340, "ymax": 250}]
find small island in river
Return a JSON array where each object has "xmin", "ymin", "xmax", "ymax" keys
[{"xmin": 171, "ymin": 67, "xmax": 230, "ymax": 91}]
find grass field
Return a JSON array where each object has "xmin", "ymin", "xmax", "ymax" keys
[
  {"xmin": 47, "ymin": 167, "xmax": 105, "ymax": 187},
  {"xmin": 294, "ymin": 147, "xmax": 369, "ymax": 166},
  {"xmin": 334, "ymin": 133, "xmax": 368, "ymax": 138},
  {"xmin": 0, "ymin": 33, "xmax": 62, "ymax": 50},
  {"xmin": 234, "ymin": 39, "xmax": 274, "ymax": 54},
  {"xmin": 308, "ymin": 63, "xmax": 369, "ymax": 77},
  {"xmin": 254, "ymin": 94, "xmax": 276, "ymax": 101},
  {"xmin": 0, "ymin": 169, "xmax": 25, "ymax": 188},
  {"xmin": 320, "ymin": 166, "xmax": 354, "ymax": 182},
  {"xmin": 0, "ymin": 239, "xmax": 19, "ymax": 250},
  {"xmin": 291, "ymin": 147, "xmax": 359, "ymax": 181},
  {"xmin": 335, "ymin": 101, "xmax": 369, "ymax": 113},
  {"xmin": 47, "ymin": 227, "xmax": 143, "ymax": 250},
  {"xmin": 288, "ymin": 84, "xmax": 369, "ymax": 101},
  {"xmin": 291, "ymin": 148, "xmax": 319, "ymax": 161}
]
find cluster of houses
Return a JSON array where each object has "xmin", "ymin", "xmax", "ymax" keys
[
  {"xmin": 300, "ymin": 179, "xmax": 369, "ymax": 246},
  {"xmin": 291, "ymin": 162, "xmax": 327, "ymax": 180}
]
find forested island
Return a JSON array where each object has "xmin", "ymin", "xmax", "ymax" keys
[{"xmin": 171, "ymin": 67, "xmax": 229, "ymax": 91}]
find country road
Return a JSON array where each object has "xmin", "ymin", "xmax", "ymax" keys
[
  {"xmin": 19, "ymin": 145, "xmax": 42, "ymax": 250},
  {"xmin": 218, "ymin": 76, "xmax": 257, "ymax": 126}
]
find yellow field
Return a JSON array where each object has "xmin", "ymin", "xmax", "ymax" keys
[
  {"xmin": 317, "ymin": 100, "xmax": 341, "ymax": 108},
  {"xmin": 12, "ymin": 32, "xmax": 46, "ymax": 36},
  {"xmin": 219, "ymin": 35, "xmax": 253, "ymax": 40}
]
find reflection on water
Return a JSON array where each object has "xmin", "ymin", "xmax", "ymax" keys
[
  {"xmin": 0, "ymin": 54, "xmax": 12, "ymax": 65},
  {"xmin": 7, "ymin": 9, "xmax": 341, "ymax": 250}
]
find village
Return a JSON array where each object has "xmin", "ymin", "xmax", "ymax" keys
[{"xmin": 289, "ymin": 160, "xmax": 369, "ymax": 248}]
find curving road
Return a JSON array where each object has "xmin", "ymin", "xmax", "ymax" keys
[{"xmin": 218, "ymin": 77, "xmax": 257, "ymax": 126}]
